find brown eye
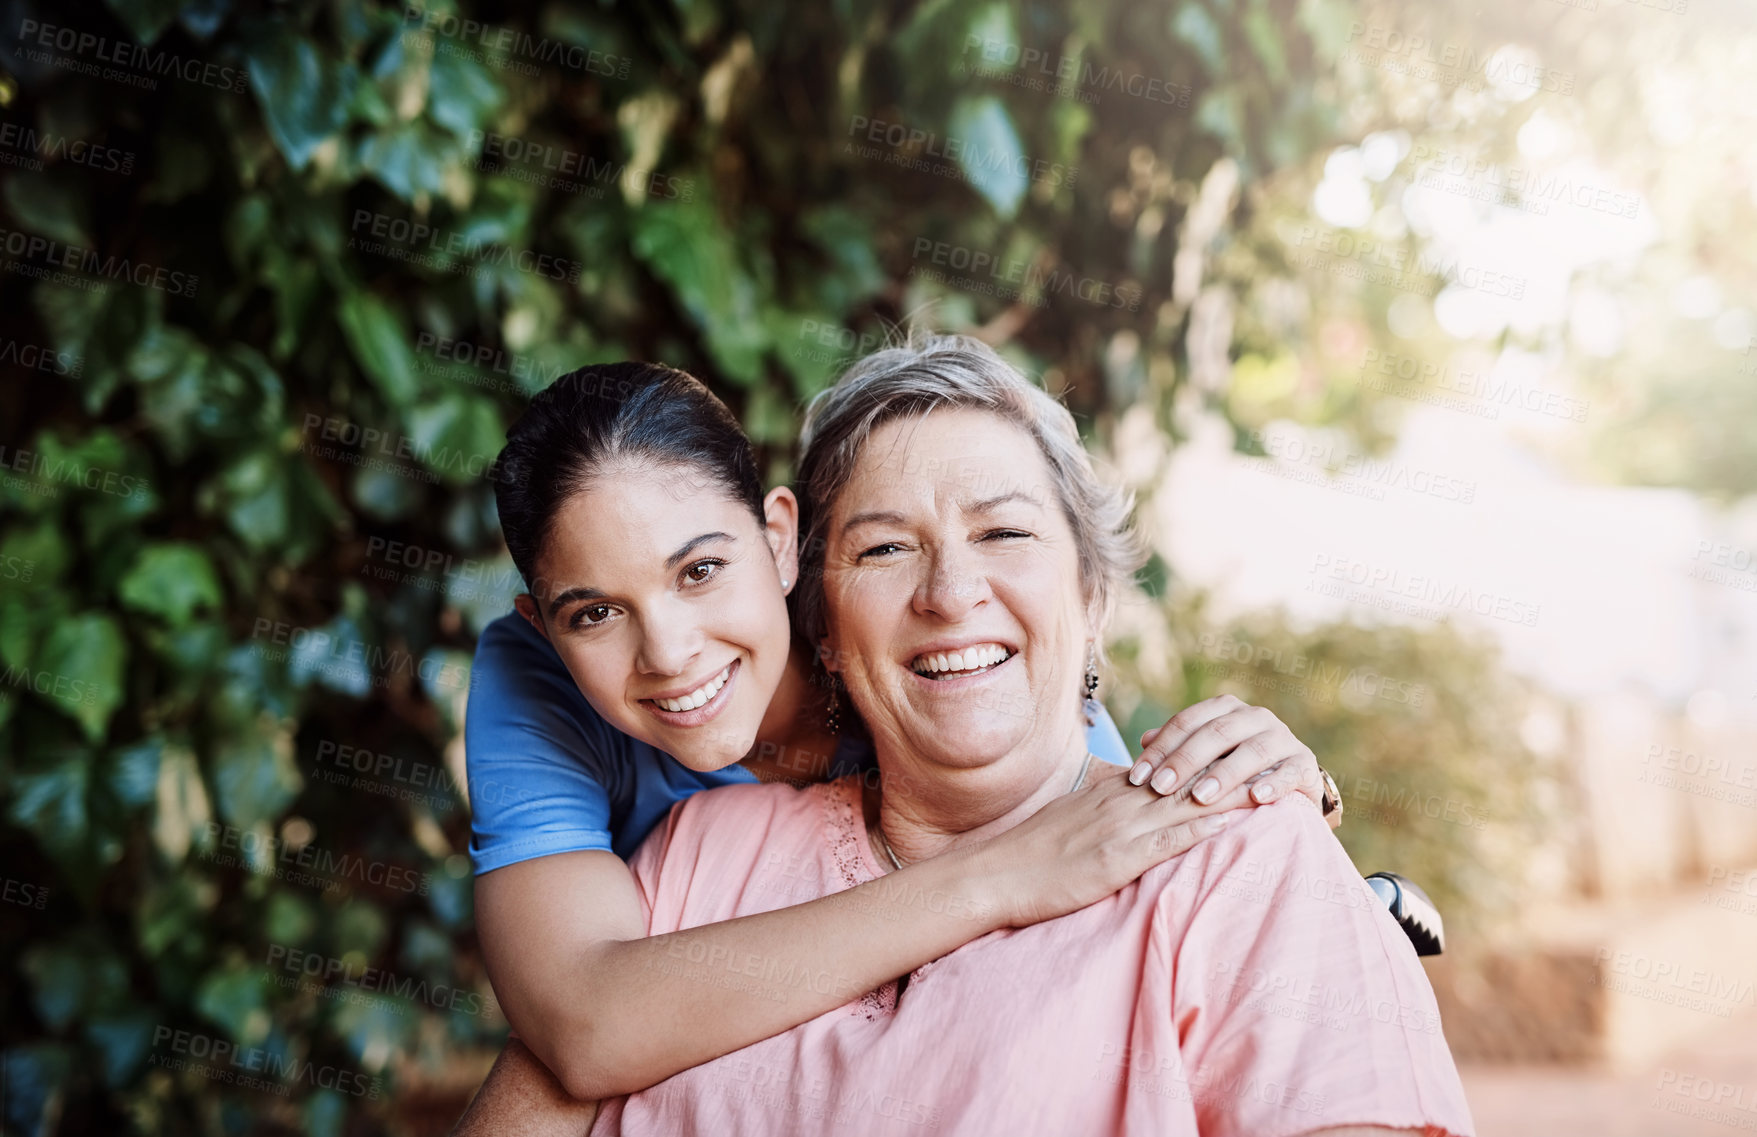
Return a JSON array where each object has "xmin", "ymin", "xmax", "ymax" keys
[
  {"xmin": 684, "ymin": 559, "xmax": 725, "ymax": 584},
  {"xmin": 576, "ymin": 604, "xmax": 618, "ymax": 632}
]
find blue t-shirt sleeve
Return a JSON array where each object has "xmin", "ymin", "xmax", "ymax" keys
[
  {"xmin": 1084, "ymin": 699, "xmax": 1133, "ymax": 767},
  {"xmin": 465, "ymin": 615, "xmax": 625, "ymax": 874}
]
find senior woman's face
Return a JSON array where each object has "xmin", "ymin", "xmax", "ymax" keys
[{"xmin": 821, "ymin": 408, "xmax": 1092, "ymax": 771}]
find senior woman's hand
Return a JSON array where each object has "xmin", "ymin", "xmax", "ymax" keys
[
  {"xmin": 1126, "ymin": 694, "xmax": 1339, "ymax": 829},
  {"xmin": 969, "ymin": 763, "xmax": 1260, "ymax": 928}
]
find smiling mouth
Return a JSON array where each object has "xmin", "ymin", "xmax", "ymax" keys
[
  {"xmin": 910, "ymin": 643, "xmax": 1013, "ymax": 680},
  {"xmin": 649, "ymin": 664, "xmax": 732, "ymax": 712}
]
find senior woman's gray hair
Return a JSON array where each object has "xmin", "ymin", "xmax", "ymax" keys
[{"xmin": 793, "ymin": 332, "xmax": 1146, "ymax": 668}]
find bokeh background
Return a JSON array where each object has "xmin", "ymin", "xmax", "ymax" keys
[{"xmin": 2, "ymin": 0, "xmax": 1754, "ymax": 1133}]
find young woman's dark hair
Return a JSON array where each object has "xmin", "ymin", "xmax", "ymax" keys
[{"xmin": 493, "ymin": 362, "xmax": 766, "ymax": 597}]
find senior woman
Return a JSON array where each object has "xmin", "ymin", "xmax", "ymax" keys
[{"xmin": 547, "ymin": 335, "xmax": 1473, "ymax": 1137}]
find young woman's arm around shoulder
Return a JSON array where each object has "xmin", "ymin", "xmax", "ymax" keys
[{"xmin": 475, "ymin": 768, "xmax": 1244, "ymax": 1102}]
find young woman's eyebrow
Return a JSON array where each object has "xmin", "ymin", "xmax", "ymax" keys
[{"xmin": 665, "ymin": 531, "xmax": 735, "ymax": 569}]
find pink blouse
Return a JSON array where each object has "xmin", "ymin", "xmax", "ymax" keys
[{"xmin": 587, "ymin": 779, "xmax": 1475, "ymax": 1137}]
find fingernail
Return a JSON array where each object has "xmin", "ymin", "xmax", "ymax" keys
[
  {"xmin": 1129, "ymin": 761, "xmax": 1152, "ymax": 786},
  {"xmin": 1192, "ymin": 777, "xmax": 1221, "ymax": 804},
  {"xmin": 1252, "ymin": 782, "xmax": 1277, "ymax": 803},
  {"xmin": 1201, "ymin": 813, "xmax": 1233, "ymax": 835},
  {"xmin": 1150, "ymin": 767, "xmax": 1179, "ymax": 795}
]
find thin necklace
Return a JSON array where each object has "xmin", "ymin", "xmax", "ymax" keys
[{"xmin": 877, "ymin": 751, "xmax": 1096, "ymax": 871}]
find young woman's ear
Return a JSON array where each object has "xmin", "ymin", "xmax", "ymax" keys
[
  {"xmin": 762, "ymin": 486, "xmax": 801, "ymax": 592},
  {"xmin": 513, "ymin": 594, "xmax": 550, "ymax": 643}
]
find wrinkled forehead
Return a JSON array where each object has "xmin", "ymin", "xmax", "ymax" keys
[{"xmin": 837, "ymin": 408, "xmax": 1057, "ymax": 518}]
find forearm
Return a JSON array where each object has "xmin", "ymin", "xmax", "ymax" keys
[
  {"xmin": 453, "ymin": 1036, "xmax": 598, "ymax": 1137},
  {"xmin": 520, "ymin": 845, "xmax": 1003, "ymax": 1099}
]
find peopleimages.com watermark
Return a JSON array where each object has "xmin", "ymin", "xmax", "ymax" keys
[
  {"xmin": 2, "ymin": 875, "xmax": 49, "ymax": 910},
  {"xmin": 1637, "ymin": 743, "xmax": 1757, "ymax": 809},
  {"xmin": 347, "ymin": 209, "xmax": 581, "ymax": 283},
  {"xmin": 1207, "ymin": 958, "xmax": 1445, "ymax": 1036},
  {"xmin": 956, "ymin": 36, "xmax": 1191, "ymax": 108},
  {"xmin": 789, "ymin": 320, "xmax": 889, "ymax": 372},
  {"xmin": 1409, "ymin": 143, "xmax": 1641, "ymax": 221},
  {"xmin": 311, "ymin": 737, "xmax": 466, "ymax": 812},
  {"xmin": 1341, "ymin": 23, "xmax": 1575, "ymax": 95},
  {"xmin": 360, "ymin": 536, "xmax": 522, "ymax": 606},
  {"xmin": 251, "ymin": 617, "xmax": 473, "ymax": 694},
  {"xmin": 1699, "ymin": 865, "xmax": 1757, "ymax": 920},
  {"xmin": 199, "ymin": 820, "xmax": 432, "ymax": 897},
  {"xmin": 13, "ymin": 19, "xmax": 249, "ymax": 94},
  {"xmin": 1305, "ymin": 553, "xmax": 1542, "ymax": 628},
  {"xmin": 0, "ymin": 123, "xmax": 135, "ymax": 175},
  {"xmin": 1688, "ymin": 539, "xmax": 1757, "ymax": 597},
  {"xmin": 263, "ymin": 943, "xmax": 498, "ymax": 1018},
  {"xmin": 1288, "ymin": 226, "xmax": 1526, "ymax": 300},
  {"xmin": 1593, "ymin": 947, "xmax": 1756, "ymax": 1020},
  {"xmin": 1192, "ymin": 631, "xmax": 1428, "ymax": 709},
  {"xmin": 0, "ymin": 227, "xmax": 198, "ymax": 297},
  {"xmin": 414, "ymin": 331, "xmax": 567, "ymax": 397},
  {"xmin": 1650, "ymin": 1068, "xmax": 1757, "ymax": 1132},
  {"xmin": 1553, "ymin": 0, "xmax": 1689, "ymax": 16},
  {"xmin": 845, "ymin": 115, "xmax": 1077, "ymax": 192},
  {"xmin": 1, "ymin": 663, "xmax": 101, "ymax": 710},
  {"xmin": 909, "ymin": 237, "xmax": 1143, "ymax": 311},
  {"xmin": 1249, "ymin": 427, "xmax": 1478, "ymax": 506},
  {"xmin": 467, "ymin": 129, "xmax": 693, "ymax": 202},
  {"xmin": 0, "ymin": 443, "xmax": 151, "ymax": 502},
  {"xmin": 0, "ymin": 335, "xmax": 83, "ymax": 378},
  {"xmin": 401, "ymin": 6, "xmax": 629, "ymax": 79},
  {"xmin": 299, "ymin": 413, "xmax": 504, "ymax": 487},
  {"xmin": 1093, "ymin": 1042, "xmax": 1329, "ymax": 1119},
  {"xmin": 1358, "ymin": 348, "xmax": 1589, "ymax": 424},
  {"xmin": 149, "ymin": 1026, "xmax": 381, "ymax": 1099},
  {"xmin": 1329, "ymin": 771, "xmax": 1489, "ymax": 832}
]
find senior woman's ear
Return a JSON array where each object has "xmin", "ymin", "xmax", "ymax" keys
[{"xmin": 761, "ymin": 486, "xmax": 801, "ymax": 593}]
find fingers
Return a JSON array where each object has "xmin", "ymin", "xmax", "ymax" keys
[
  {"xmin": 1138, "ymin": 783, "xmax": 1256, "ymax": 860},
  {"xmin": 1128, "ymin": 695, "xmax": 1245, "ymax": 792},
  {"xmin": 1144, "ymin": 706, "xmax": 1283, "ymax": 799},
  {"xmin": 1148, "ymin": 810, "xmax": 1236, "ymax": 858},
  {"xmin": 1276, "ymin": 746, "xmax": 1327, "ymax": 810},
  {"xmin": 1190, "ymin": 729, "xmax": 1312, "ymax": 805}
]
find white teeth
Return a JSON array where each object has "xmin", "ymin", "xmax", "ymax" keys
[
  {"xmin": 654, "ymin": 665, "xmax": 731, "ymax": 713},
  {"xmin": 912, "ymin": 644, "xmax": 1011, "ymax": 676}
]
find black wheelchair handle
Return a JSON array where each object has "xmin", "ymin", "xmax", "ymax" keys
[{"xmin": 1365, "ymin": 871, "xmax": 1445, "ymax": 956}]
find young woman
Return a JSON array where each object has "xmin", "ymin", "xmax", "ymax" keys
[{"xmin": 460, "ymin": 361, "xmax": 1338, "ymax": 1122}]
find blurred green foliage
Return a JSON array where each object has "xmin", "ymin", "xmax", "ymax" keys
[
  {"xmin": 1104, "ymin": 595, "xmax": 1552, "ymax": 933},
  {"xmin": 0, "ymin": 0, "xmax": 1579, "ymax": 1133}
]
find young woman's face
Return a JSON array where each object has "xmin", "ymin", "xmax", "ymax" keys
[{"xmin": 516, "ymin": 462, "xmax": 798, "ymax": 772}]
